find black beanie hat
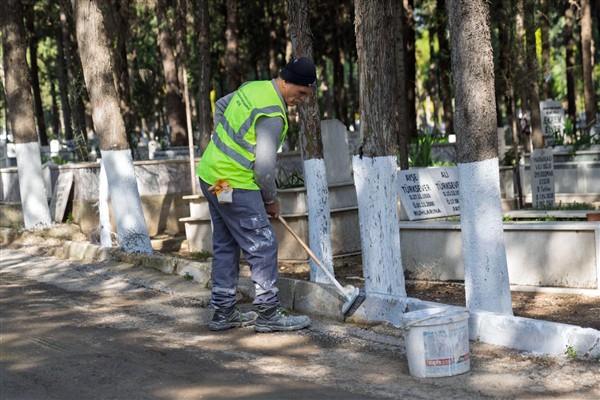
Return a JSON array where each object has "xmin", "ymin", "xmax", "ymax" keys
[{"xmin": 279, "ymin": 57, "xmax": 317, "ymax": 87}]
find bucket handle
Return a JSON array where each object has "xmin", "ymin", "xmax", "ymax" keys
[{"xmin": 400, "ymin": 308, "xmax": 466, "ymax": 330}]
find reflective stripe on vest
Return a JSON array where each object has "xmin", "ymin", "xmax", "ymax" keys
[{"xmin": 212, "ymin": 103, "xmax": 285, "ymax": 169}]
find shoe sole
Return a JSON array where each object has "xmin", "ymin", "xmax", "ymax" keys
[
  {"xmin": 254, "ymin": 321, "xmax": 311, "ymax": 333},
  {"xmin": 209, "ymin": 320, "xmax": 256, "ymax": 331}
]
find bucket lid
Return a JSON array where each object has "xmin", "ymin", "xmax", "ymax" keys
[{"xmin": 400, "ymin": 307, "xmax": 469, "ymax": 329}]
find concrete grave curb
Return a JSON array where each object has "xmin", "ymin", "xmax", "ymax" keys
[{"xmin": 2, "ymin": 228, "xmax": 598, "ymax": 358}]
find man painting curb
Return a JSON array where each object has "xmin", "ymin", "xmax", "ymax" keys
[{"xmin": 196, "ymin": 57, "xmax": 317, "ymax": 332}]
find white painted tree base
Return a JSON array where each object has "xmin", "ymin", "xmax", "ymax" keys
[
  {"xmin": 458, "ymin": 158, "xmax": 513, "ymax": 315},
  {"xmin": 15, "ymin": 142, "xmax": 52, "ymax": 229},
  {"xmin": 303, "ymin": 158, "xmax": 334, "ymax": 283},
  {"xmin": 352, "ymin": 155, "xmax": 406, "ymax": 297},
  {"xmin": 98, "ymin": 159, "xmax": 112, "ymax": 247},
  {"xmin": 100, "ymin": 149, "xmax": 152, "ymax": 254}
]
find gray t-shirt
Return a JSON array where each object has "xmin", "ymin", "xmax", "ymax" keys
[{"xmin": 213, "ymin": 79, "xmax": 285, "ymax": 204}]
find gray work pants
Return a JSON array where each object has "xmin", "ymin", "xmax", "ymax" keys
[{"xmin": 200, "ymin": 179, "xmax": 280, "ymax": 309}]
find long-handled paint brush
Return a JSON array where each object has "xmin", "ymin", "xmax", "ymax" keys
[{"xmin": 277, "ymin": 215, "xmax": 366, "ymax": 317}]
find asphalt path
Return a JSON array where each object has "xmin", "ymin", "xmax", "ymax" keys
[{"xmin": 1, "ymin": 247, "xmax": 599, "ymax": 400}]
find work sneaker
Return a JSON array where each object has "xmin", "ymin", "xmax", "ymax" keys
[
  {"xmin": 209, "ymin": 305, "xmax": 258, "ymax": 331},
  {"xmin": 254, "ymin": 306, "xmax": 311, "ymax": 333}
]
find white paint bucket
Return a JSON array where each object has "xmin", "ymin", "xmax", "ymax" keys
[{"xmin": 401, "ymin": 307, "xmax": 470, "ymax": 378}]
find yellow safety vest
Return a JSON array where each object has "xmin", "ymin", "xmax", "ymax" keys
[{"xmin": 196, "ymin": 81, "xmax": 288, "ymax": 190}]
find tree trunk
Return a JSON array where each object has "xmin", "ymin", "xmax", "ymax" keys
[
  {"xmin": 49, "ymin": 80, "xmax": 61, "ymax": 139},
  {"xmin": 156, "ymin": 0, "xmax": 187, "ymax": 147},
  {"xmin": 55, "ymin": 19, "xmax": 73, "ymax": 142},
  {"xmin": 393, "ymin": 1, "xmax": 410, "ymax": 170},
  {"xmin": 580, "ymin": 0, "xmax": 597, "ymax": 126},
  {"xmin": 111, "ymin": 0, "xmax": 134, "ymax": 143},
  {"xmin": 333, "ymin": 5, "xmax": 349, "ymax": 127},
  {"xmin": 565, "ymin": 3, "xmax": 577, "ymax": 123},
  {"xmin": 194, "ymin": 0, "xmax": 212, "ymax": 154},
  {"xmin": 72, "ymin": 0, "xmax": 152, "ymax": 254},
  {"xmin": 225, "ymin": 0, "xmax": 242, "ymax": 93},
  {"xmin": 2, "ymin": 0, "xmax": 52, "ymax": 229},
  {"xmin": 524, "ymin": 0, "xmax": 544, "ymax": 149},
  {"xmin": 267, "ymin": 3, "xmax": 279, "ymax": 78},
  {"xmin": 447, "ymin": 0, "xmax": 512, "ymax": 315},
  {"xmin": 403, "ymin": 0, "xmax": 417, "ymax": 142},
  {"xmin": 287, "ymin": 0, "xmax": 334, "ymax": 284},
  {"xmin": 353, "ymin": 0, "xmax": 406, "ymax": 298},
  {"xmin": 540, "ymin": 0, "xmax": 552, "ymax": 101},
  {"xmin": 436, "ymin": 0, "xmax": 453, "ymax": 137},
  {"xmin": 515, "ymin": 0, "xmax": 530, "ymax": 152},
  {"xmin": 23, "ymin": 0, "xmax": 48, "ymax": 146},
  {"xmin": 500, "ymin": 0, "xmax": 523, "ymax": 207},
  {"xmin": 60, "ymin": 0, "xmax": 89, "ymax": 161}
]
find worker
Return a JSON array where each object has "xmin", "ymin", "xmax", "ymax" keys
[{"xmin": 196, "ymin": 57, "xmax": 317, "ymax": 333}]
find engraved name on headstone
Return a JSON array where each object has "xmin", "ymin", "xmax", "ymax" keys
[
  {"xmin": 530, "ymin": 148, "xmax": 555, "ymax": 208},
  {"xmin": 398, "ymin": 167, "xmax": 461, "ymax": 221},
  {"xmin": 540, "ymin": 100, "xmax": 565, "ymax": 146}
]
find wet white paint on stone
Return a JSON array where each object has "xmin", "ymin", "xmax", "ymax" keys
[
  {"xmin": 101, "ymin": 149, "xmax": 152, "ymax": 254},
  {"xmin": 98, "ymin": 160, "xmax": 112, "ymax": 247},
  {"xmin": 15, "ymin": 142, "xmax": 51, "ymax": 229},
  {"xmin": 304, "ymin": 158, "xmax": 334, "ymax": 283},
  {"xmin": 458, "ymin": 158, "xmax": 513, "ymax": 315},
  {"xmin": 353, "ymin": 155, "xmax": 406, "ymax": 297}
]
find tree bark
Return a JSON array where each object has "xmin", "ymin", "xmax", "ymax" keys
[
  {"xmin": 403, "ymin": 0, "xmax": 417, "ymax": 142},
  {"xmin": 436, "ymin": 0, "xmax": 453, "ymax": 137},
  {"xmin": 515, "ymin": 0, "xmax": 530, "ymax": 152},
  {"xmin": 72, "ymin": 0, "xmax": 152, "ymax": 254},
  {"xmin": 225, "ymin": 0, "xmax": 242, "ymax": 93},
  {"xmin": 156, "ymin": 0, "xmax": 187, "ymax": 147},
  {"xmin": 447, "ymin": 0, "xmax": 512, "ymax": 315},
  {"xmin": 60, "ymin": 0, "xmax": 89, "ymax": 161},
  {"xmin": 564, "ymin": 3, "xmax": 577, "ymax": 123},
  {"xmin": 23, "ymin": 0, "xmax": 48, "ymax": 146},
  {"xmin": 2, "ymin": 0, "xmax": 52, "ymax": 229},
  {"xmin": 393, "ymin": 1, "xmax": 410, "ymax": 170},
  {"xmin": 580, "ymin": 0, "xmax": 597, "ymax": 126},
  {"xmin": 193, "ymin": 0, "xmax": 212, "ymax": 154},
  {"xmin": 55, "ymin": 16, "xmax": 74, "ymax": 142},
  {"xmin": 539, "ymin": 0, "xmax": 552, "ymax": 101},
  {"xmin": 111, "ymin": 0, "xmax": 134, "ymax": 139}
]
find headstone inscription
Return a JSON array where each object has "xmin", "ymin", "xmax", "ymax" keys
[
  {"xmin": 530, "ymin": 148, "xmax": 555, "ymax": 208},
  {"xmin": 540, "ymin": 100, "xmax": 565, "ymax": 146},
  {"xmin": 397, "ymin": 167, "xmax": 460, "ymax": 221}
]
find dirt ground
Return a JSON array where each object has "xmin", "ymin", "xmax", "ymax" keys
[{"xmin": 275, "ymin": 253, "xmax": 600, "ymax": 331}]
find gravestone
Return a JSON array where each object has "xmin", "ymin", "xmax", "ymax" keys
[
  {"xmin": 397, "ymin": 166, "xmax": 460, "ymax": 220},
  {"xmin": 49, "ymin": 172, "xmax": 73, "ymax": 222},
  {"xmin": 540, "ymin": 100, "xmax": 565, "ymax": 146},
  {"xmin": 321, "ymin": 119, "xmax": 353, "ymax": 184},
  {"xmin": 530, "ymin": 148, "xmax": 555, "ymax": 207}
]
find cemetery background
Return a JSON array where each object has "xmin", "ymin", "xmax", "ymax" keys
[{"xmin": 1, "ymin": 0, "xmax": 599, "ymax": 367}]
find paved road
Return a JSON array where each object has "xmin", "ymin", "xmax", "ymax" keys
[{"xmin": 1, "ymin": 247, "xmax": 599, "ymax": 399}]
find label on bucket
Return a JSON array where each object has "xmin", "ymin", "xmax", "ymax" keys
[{"xmin": 423, "ymin": 325, "xmax": 469, "ymax": 376}]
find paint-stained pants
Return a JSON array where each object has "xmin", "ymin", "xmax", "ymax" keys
[{"xmin": 200, "ymin": 179, "xmax": 280, "ymax": 309}]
